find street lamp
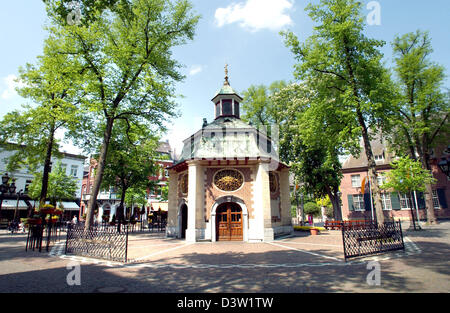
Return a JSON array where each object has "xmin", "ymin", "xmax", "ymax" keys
[
  {"xmin": 438, "ymin": 157, "xmax": 450, "ymax": 179},
  {"xmin": 0, "ymin": 173, "xmax": 17, "ymax": 221}
]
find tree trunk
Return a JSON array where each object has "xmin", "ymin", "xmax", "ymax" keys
[
  {"xmin": 342, "ymin": 36, "xmax": 384, "ymax": 225},
  {"xmin": 36, "ymin": 125, "xmax": 56, "ymax": 216},
  {"xmin": 421, "ymin": 153, "xmax": 438, "ymax": 225},
  {"xmin": 116, "ymin": 187, "xmax": 127, "ymax": 233},
  {"xmin": 359, "ymin": 121, "xmax": 385, "ymax": 225},
  {"xmin": 85, "ymin": 117, "xmax": 115, "ymax": 230},
  {"xmin": 325, "ymin": 186, "xmax": 342, "ymax": 221}
]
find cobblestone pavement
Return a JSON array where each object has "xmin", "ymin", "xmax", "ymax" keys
[{"xmin": 0, "ymin": 221, "xmax": 449, "ymax": 293}]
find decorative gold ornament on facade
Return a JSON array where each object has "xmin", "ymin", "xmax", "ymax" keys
[
  {"xmin": 179, "ymin": 173, "xmax": 188, "ymax": 194},
  {"xmin": 214, "ymin": 169, "xmax": 243, "ymax": 192}
]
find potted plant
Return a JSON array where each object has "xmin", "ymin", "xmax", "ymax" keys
[
  {"xmin": 40, "ymin": 204, "xmax": 55, "ymax": 215},
  {"xmin": 310, "ymin": 228, "xmax": 320, "ymax": 236}
]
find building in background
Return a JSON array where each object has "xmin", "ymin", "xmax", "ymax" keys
[
  {"xmin": 339, "ymin": 136, "xmax": 449, "ymax": 222},
  {"xmin": 0, "ymin": 146, "xmax": 86, "ymax": 223},
  {"xmin": 79, "ymin": 141, "xmax": 175, "ymax": 223}
]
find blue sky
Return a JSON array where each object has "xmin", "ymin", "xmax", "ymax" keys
[{"xmin": 0, "ymin": 0, "xmax": 449, "ymax": 156}]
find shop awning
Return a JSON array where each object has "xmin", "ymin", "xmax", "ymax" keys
[
  {"xmin": 0, "ymin": 200, "xmax": 29, "ymax": 210},
  {"xmin": 60, "ymin": 202, "xmax": 80, "ymax": 211}
]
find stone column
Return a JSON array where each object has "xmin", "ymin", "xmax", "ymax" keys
[
  {"xmin": 186, "ymin": 161, "xmax": 203, "ymax": 242},
  {"xmin": 167, "ymin": 170, "xmax": 178, "ymax": 237},
  {"xmin": 253, "ymin": 162, "xmax": 272, "ymax": 241},
  {"xmin": 279, "ymin": 168, "xmax": 293, "ymax": 234}
]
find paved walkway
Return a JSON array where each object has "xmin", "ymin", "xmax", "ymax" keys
[{"xmin": 0, "ymin": 221, "xmax": 449, "ymax": 293}]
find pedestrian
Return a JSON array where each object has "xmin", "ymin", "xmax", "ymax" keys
[{"xmin": 72, "ymin": 215, "xmax": 78, "ymax": 225}]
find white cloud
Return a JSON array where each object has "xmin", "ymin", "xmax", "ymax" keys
[
  {"xmin": 188, "ymin": 64, "xmax": 204, "ymax": 76},
  {"xmin": 1, "ymin": 74, "xmax": 26, "ymax": 99},
  {"xmin": 214, "ymin": 0, "xmax": 294, "ymax": 32}
]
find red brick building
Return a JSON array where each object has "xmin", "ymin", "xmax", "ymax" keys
[
  {"xmin": 340, "ymin": 136, "xmax": 449, "ymax": 222},
  {"xmin": 79, "ymin": 141, "xmax": 174, "ymax": 222}
]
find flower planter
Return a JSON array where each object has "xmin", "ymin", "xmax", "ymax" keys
[
  {"xmin": 310, "ymin": 228, "xmax": 320, "ymax": 236},
  {"xmin": 28, "ymin": 218, "xmax": 42, "ymax": 225},
  {"xmin": 40, "ymin": 208, "xmax": 55, "ymax": 215}
]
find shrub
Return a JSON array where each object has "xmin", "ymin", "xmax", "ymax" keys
[{"xmin": 303, "ymin": 202, "xmax": 321, "ymax": 217}]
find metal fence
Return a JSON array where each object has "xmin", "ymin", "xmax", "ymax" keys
[
  {"xmin": 342, "ymin": 221, "xmax": 405, "ymax": 261},
  {"xmin": 65, "ymin": 224, "xmax": 129, "ymax": 263},
  {"xmin": 25, "ymin": 223, "xmax": 64, "ymax": 252}
]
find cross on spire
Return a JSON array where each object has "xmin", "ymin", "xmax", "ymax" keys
[{"xmin": 224, "ymin": 63, "xmax": 229, "ymax": 85}]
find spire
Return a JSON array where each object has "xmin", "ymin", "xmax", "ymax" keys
[{"xmin": 224, "ymin": 63, "xmax": 229, "ymax": 86}]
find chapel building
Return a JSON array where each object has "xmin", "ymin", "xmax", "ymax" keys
[{"xmin": 166, "ymin": 68, "xmax": 292, "ymax": 242}]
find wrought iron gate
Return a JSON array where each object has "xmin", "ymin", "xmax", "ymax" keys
[
  {"xmin": 342, "ymin": 221, "xmax": 405, "ymax": 261},
  {"xmin": 65, "ymin": 224, "xmax": 129, "ymax": 262}
]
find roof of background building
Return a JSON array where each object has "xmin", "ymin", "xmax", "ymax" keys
[{"xmin": 342, "ymin": 133, "xmax": 395, "ymax": 169}]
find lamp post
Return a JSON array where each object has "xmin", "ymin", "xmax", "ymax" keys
[
  {"xmin": 438, "ymin": 157, "xmax": 450, "ymax": 179},
  {"xmin": 0, "ymin": 173, "xmax": 17, "ymax": 221},
  {"xmin": 14, "ymin": 189, "xmax": 24, "ymax": 222}
]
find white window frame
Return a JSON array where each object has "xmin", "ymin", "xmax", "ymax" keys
[
  {"xmin": 381, "ymin": 192, "xmax": 392, "ymax": 210},
  {"xmin": 70, "ymin": 165, "xmax": 78, "ymax": 177},
  {"xmin": 432, "ymin": 190, "xmax": 440, "ymax": 209},
  {"xmin": 351, "ymin": 175, "xmax": 361, "ymax": 188},
  {"xmin": 400, "ymin": 193, "xmax": 412, "ymax": 210},
  {"xmin": 353, "ymin": 194, "xmax": 365, "ymax": 211}
]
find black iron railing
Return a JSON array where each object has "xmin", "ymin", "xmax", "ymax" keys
[
  {"xmin": 342, "ymin": 221, "xmax": 405, "ymax": 261},
  {"xmin": 65, "ymin": 224, "xmax": 129, "ymax": 263}
]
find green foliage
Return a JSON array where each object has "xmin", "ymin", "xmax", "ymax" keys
[
  {"xmin": 303, "ymin": 202, "xmax": 321, "ymax": 217},
  {"xmin": 160, "ymin": 184, "xmax": 169, "ymax": 201},
  {"xmin": 381, "ymin": 156, "xmax": 436, "ymax": 194},
  {"xmin": 41, "ymin": 0, "xmax": 199, "ymax": 227},
  {"xmin": 27, "ymin": 161, "xmax": 78, "ymax": 204},
  {"xmin": 241, "ymin": 80, "xmax": 287, "ymax": 128},
  {"xmin": 101, "ymin": 119, "xmax": 159, "ymax": 202},
  {"xmin": 124, "ymin": 186, "xmax": 148, "ymax": 209},
  {"xmin": 386, "ymin": 30, "xmax": 449, "ymax": 161},
  {"xmin": 281, "ymin": 0, "xmax": 399, "ymax": 224}
]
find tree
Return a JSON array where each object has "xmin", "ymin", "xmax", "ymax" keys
[
  {"xmin": 381, "ymin": 156, "xmax": 436, "ymax": 194},
  {"xmin": 385, "ymin": 30, "xmax": 449, "ymax": 224},
  {"xmin": 100, "ymin": 119, "xmax": 158, "ymax": 230},
  {"xmin": 381, "ymin": 156, "xmax": 436, "ymax": 227},
  {"xmin": 241, "ymin": 80, "xmax": 287, "ymax": 127},
  {"xmin": 281, "ymin": 0, "xmax": 398, "ymax": 224},
  {"xmin": 270, "ymin": 82, "xmax": 344, "ymax": 221},
  {"xmin": 0, "ymin": 37, "xmax": 86, "ymax": 213},
  {"xmin": 28, "ymin": 161, "xmax": 79, "ymax": 206},
  {"xmin": 44, "ymin": 0, "xmax": 200, "ymax": 229},
  {"xmin": 303, "ymin": 202, "xmax": 321, "ymax": 218}
]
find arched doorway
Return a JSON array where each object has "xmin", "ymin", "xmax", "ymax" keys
[
  {"xmin": 180, "ymin": 204, "xmax": 188, "ymax": 239},
  {"xmin": 216, "ymin": 202, "xmax": 243, "ymax": 241}
]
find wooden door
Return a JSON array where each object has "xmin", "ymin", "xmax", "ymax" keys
[
  {"xmin": 216, "ymin": 203, "xmax": 243, "ymax": 241},
  {"xmin": 181, "ymin": 204, "xmax": 187, "ymax": 239}
]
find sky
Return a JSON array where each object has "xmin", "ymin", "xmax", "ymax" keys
[{"xmin": 0, "ymin": 0, "xmax": 449, "ymax": 158}]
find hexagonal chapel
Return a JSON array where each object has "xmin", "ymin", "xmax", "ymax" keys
[{"xmin": 166, "ymin": 68, "xmax": 292, "ymax": 242}]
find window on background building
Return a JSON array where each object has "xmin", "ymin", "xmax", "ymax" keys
[
  {"xmin": 432, "ymin": 190, "xmax": 440, "ymax": 209},
  {"xmin": 24, "ymin": 180, "xmax": 32, "ymax": 194},
  {"xmin": 381, "ymin": 192, "xmax": 392, "ymax": 210},
  {"xmin": 377, "ymin": 174, "xmax": 387, "ymax": 186},
  {"xmin": 351, "ymin": 174, "xmax": 361, "ymax": 188},
  {"xmin": 374, "ymin": 154, "xmax": 384, "ymax": 162},
  {"xmin": 400, "ymin": 193, "xmax": 412, "ymax": 210},
  {"xmin": 61, "ymin": 163, "xmax": 67, "ymax": 173},
  {"xmin": 70, "ymin": 165, "xmax": 78, "ymax": 177},
  {"xmin": 353, "ymin": 194, "xmax": 365, "ymax": 211}
]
